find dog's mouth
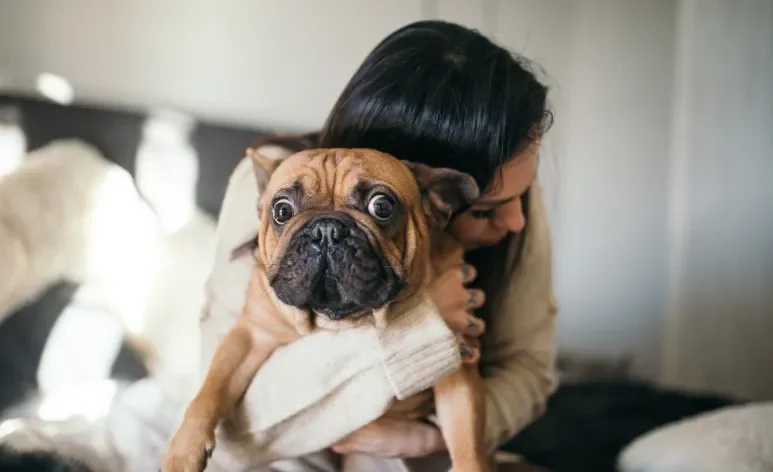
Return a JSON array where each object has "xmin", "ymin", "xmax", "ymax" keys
[{"xmin": 269, "ymin": 213, "xmax": 404, "ymax": 320}]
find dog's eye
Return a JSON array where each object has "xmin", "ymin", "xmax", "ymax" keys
[
  {"xmin": 272, "ymin": 199, "xmax": 294, "ymax": 224},
  {"xmin": 367, "ymin": 194, "xmax": 394, "ymax": 221}
]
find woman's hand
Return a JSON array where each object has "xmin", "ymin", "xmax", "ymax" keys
[
  {"xmin": 331, "ymin": 418, "xmax": 445, "ymax": 458},
  {"xmin": 428, "ymin": 259, "xmax": 486, "ymax": 364}
]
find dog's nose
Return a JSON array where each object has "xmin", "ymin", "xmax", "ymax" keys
[{"xmin": 309, "ymin": 217, "xmax": 350, "ymax": 245}]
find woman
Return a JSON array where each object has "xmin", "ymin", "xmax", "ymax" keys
[
  {"xmin": 248, "ymin": 19, "xmax": 558, "ymax": 471},
  {"xmin": 0, "ymin": 20, "xmax": 556, "ymax": 472}
]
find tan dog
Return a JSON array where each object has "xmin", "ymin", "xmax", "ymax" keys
[{"xmin": 162, "ymin": 148, "xmax": 488, "ymax": 472}]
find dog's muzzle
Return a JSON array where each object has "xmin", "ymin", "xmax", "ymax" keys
[
  {"xmin": 308, "ymin": 216, "xmax": 350, "ymax": 247},
  {"xmin": 270, "ymin": 212, "xmax": 403, "ymax": 320}
]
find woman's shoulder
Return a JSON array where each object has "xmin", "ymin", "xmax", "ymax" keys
[
  {"xmin": 216, "ymin": 155, "xmax": 260, "ymax": 237},
  {"xmin": 225, "ymin": 133, "xmax": 318, "ymax": 190},
  {"xmin": 218, "ymin": 143, "xmax": 298, "ymax": 225}
]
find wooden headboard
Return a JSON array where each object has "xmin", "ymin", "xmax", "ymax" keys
[{"xmin": 0, "ymin": 92, "xmax": 271, "ymax": 217}]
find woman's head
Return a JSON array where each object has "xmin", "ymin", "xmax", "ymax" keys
[{"xmin": 320, "ymin": 20, "xmax": 552, "ymax": 250}]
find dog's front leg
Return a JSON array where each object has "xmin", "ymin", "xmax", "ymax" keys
[
  {"xmin": 433, "ymin": 365, "xmax": 488, "ymax": 472},
  {"xmin": 161, "ymin": 317, "xmax": 280, "ymax": 472}
]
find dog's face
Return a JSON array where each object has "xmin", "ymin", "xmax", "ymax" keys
[{"xmin": 241, "ymin": 147, "xmax": 478, "ymax": 329}]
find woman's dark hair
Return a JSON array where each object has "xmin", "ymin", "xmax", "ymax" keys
[{"xmin": 316, "ymin": 20, "xmax": 553, "ymax": 318}]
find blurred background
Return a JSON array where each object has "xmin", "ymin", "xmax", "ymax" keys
[{"xmin": 0, "ymin": 1, "xmax": 770, "ymax": 471}]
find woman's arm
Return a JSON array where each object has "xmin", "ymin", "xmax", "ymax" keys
[{"xmin": 480, "ymin": 185, "xmax": 559, "ymax": 451}]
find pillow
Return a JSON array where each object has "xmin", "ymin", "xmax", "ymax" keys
[{"xmin": 618, "ymin": 402, "xmax": 773, "ymax": 472}]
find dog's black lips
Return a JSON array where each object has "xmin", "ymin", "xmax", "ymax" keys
[{"xmin": 270, "ymin": 214, "xmax": 403, "ymax": 320}]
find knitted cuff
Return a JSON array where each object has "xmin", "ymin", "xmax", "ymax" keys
[{"xmin": 377, "ymin": 294, "xmax": 461, "ymax": 400}]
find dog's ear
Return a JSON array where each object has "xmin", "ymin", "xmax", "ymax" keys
[
  {"xmin": 230, "ymin": 146, "xmax": 294, "ymax": 262},
  {"xmin": 247, "ymin": 146, "xmax": 291, "ymax": 198},
  {"xmin": 402, "ymin": 161, "xmax": 480, "ymax": 227},
  {"xmin": 230, "ymin": 235, "xmax": 259, "ymax": 262}
]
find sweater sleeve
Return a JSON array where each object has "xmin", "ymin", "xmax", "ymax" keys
[
  {"xmin": 378, "ymin": 292, "xmax": 461, "ymax": 400},
  {"xmin": 480, "ymin": 185, "xmax": 559, "ymax": 451}
]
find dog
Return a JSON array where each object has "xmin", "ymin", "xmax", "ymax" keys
[{"xmin": 162, "ymin": 148, "xmax": 488, "ymax": 472}]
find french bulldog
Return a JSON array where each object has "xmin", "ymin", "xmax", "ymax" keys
[{"xmin": 162, "ymin": 148, "xmax": 488, "ymax": 472}]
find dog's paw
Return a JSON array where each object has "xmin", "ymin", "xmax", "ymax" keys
[{"xmin": 161, "ymin": 424, "xmax": 215, "ymax": 472}]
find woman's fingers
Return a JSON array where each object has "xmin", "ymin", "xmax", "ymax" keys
[
  {"xmin": 460, "ymin": 264, "xmax": 477, "ymax": 284},
  {"xmin": 442, "ymin": 307, "xmax": 485, "ymax": 337},
  {"xmin": 458, "ymin": 334, "xmax": 481, "ymax": 364},
  {"xmin": 429, "ymin": 263, "xmax": 485, "ymax": 344},
  {"xmin": 443, "ymin": 309, "xmax": 472, "ymax": 334},
  {"xmin": 466, "ymin": 289, "xmax": 486, "ymax": 309},
  {"xmin": 462, "ymin": 315, "xmax": 485, "ymax": 336}
]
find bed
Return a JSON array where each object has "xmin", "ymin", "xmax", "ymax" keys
[{"xmin": 0, "ymin": 92, "xmax": 739, "ymax": 472}]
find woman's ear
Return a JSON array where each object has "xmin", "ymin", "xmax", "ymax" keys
[{"xmin": 402, "ymin": 161, "xmax": 480, "ymax": 228}]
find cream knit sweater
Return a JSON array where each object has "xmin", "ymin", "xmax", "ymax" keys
[{"xmin": 201, "ymin": 156, "xmax": 461, "ymax": 470}]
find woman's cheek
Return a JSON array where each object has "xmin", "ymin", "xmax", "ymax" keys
[{"xmin": 450, "ymin": 214, "xmax": 485, "ymax": 247}]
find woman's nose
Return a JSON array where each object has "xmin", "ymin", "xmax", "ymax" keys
[{"xmin": 491, "ymin": 200, "xmax": 525, "ymax": 233}]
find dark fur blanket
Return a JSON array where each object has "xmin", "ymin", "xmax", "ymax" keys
[
  {"xmin": 0, "ymin": 445, "xmax": 93, "ymax": 472},
  {"xmin": 504, "ymin": 379, "xmax": 737, "ymax": 472}
]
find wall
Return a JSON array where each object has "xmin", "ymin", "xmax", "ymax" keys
[
  {"xmin": 661, "ymin": 0, "xmax": 773, "ymax": 400},
  {"xmin": 545, "ymin": 1, "xmax": 676, "ymax": 379},
  {"xmin": 4, "ymin": 0, "xmax": 764, "ymax": 387},
  {"xmin": 0, "ymin": 0, "xmax": 424, "ymax": 130}
]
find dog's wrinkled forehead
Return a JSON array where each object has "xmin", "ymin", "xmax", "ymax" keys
[{"xmin": 264, "ymin": 149, "xmax": 421, "ymax": 206}]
